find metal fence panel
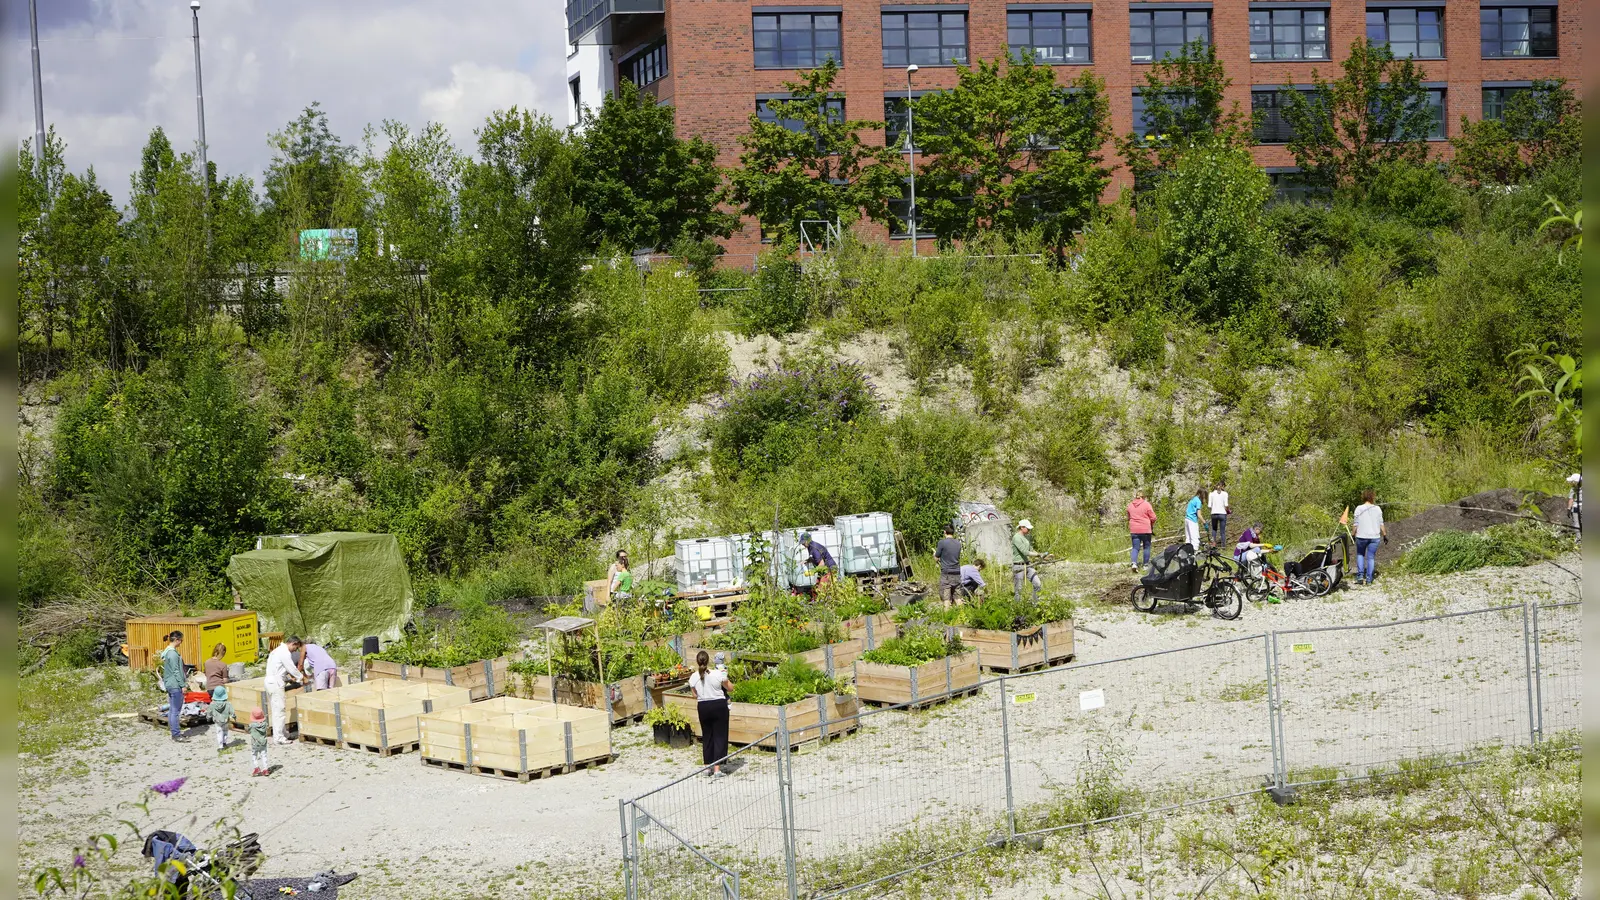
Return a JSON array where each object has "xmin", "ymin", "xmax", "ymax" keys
[
  {"xmin": 1276, "ymin": 605, "xmax": 1531, "ymax": 785},
  {"xmin": 1004, "ymin": 635, "xmax": 1273, "ymax": 836},
  {"xmin": 631, "ymin": 736, "xmax": 785, "ymax": 899},
  {"xmin": 1535, "ymin": 601, "xmax": 1581, "ymax": 741}
]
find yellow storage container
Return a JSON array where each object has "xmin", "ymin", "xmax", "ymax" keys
[{"xmin": 126, "ymin": 611, "xmax": 260, "ymax": 670}]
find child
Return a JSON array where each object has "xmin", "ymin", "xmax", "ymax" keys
[
  {"xmin": 248, "ymin": 708, "xmax": 271, "ymax": 777},
  {"xmin": 209, "ymin": 685, "xmax": 235, "ymax": 752}
]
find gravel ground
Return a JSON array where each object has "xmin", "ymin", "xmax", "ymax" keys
[{"xmin": 17, "ymin": 554, "xmax": 1580, "ymax": 899}]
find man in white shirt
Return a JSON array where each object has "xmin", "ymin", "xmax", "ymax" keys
[
  {"xmin": 1207, "ymin": 483, "xmax": 1231, "ymax": 546},
  {"xmin": 264, "ymin": 636, "xmax": 307, "ymax": 744}
]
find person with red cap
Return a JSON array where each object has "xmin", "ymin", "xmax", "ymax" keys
[{"xmin": 248, "ymin": 708, "xmax": 271, "ymax": 777}]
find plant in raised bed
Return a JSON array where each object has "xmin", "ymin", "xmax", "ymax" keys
[
  {"xmin": 642, "ymin": 703, "xmax": 694, "ymax": 747},
  {"xmin": 366, "ymin": 598, "xmax": 520, "ymax": 668},
  {"xmin": 701, "ymin": 592, "xmax": 844, "ymax": 658},
  {"xmin": 728, "ymin": 658, "xmax": 852, "ymax": 706},
  {"xmin": 858, "ymin": 626, "xmax": 967, "ymax": 668}
]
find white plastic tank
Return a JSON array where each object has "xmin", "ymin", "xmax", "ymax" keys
[
  {"xmin": 674, "ymin": 536, "xmax": 747, "ymax": 593},
  {"xmin": 834, "ymin": 512, "xmax": 899, "ymax": 576},
  {"xmin": 780, "ymin": 525, "xmax": 844, "ymax": 588}
]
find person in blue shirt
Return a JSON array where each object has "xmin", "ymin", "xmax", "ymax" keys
[
  {"xmin": 800, "ymin": 533, "xmax": 836, "ymax": 584},
  {"xmin": 1184, "ymin": 488, "xmax": 1204, "ymax": 550},
  {"xmin": 959, "ymin": 559, "xmax": 987, "ymax": 601}
]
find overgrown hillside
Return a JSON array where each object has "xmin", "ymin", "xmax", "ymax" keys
[{"xmin": 18, "ymin": 63, "xmax": 1580, "ymax": 669}]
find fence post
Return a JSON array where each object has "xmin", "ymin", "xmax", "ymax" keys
[
  {"xmin": 627, "ymin": 801, "xmax": 641, "ymax": 900},
  {"xmin": 998, "ymin": 675, "xmax": 1016, "ymax": 838},
  {"xmin": 776, "ymin": 708, "xmax": 800, "ymax": 900},
  {"xmin": 1531, "ymin": 602, "xmax": 1545, "ymax": 745},
  {"xmin": 1265, "ymin": 632, "xmax": 1292, "ymax": 803},
  {"xmin": 1521, "ymin": 601, "xmax": 1539, "ymax": 747},
  {"xmin": 619, "ymin": 799, "xmax": 634, "ymax": 900}
]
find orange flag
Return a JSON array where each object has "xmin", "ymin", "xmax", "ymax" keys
[{"xmin": 1338, "ymin": 506, "xmax": 1350, "ymax": 526}]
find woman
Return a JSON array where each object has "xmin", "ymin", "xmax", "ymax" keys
[
  {"xmin": 1127, "ymin": 490, "xmax": 1156, "ymax": 572},
  {"xmin": 688, "ymin": 649, "xmax": 735, "ymax": 778},
  {"xmin": 202, "ymin": 643, "xmax": 230, "ymax": 691},
  {"xmin": 608, "ymin": 551, "xmax": 633, "ymax": 603},
  {"xmin": 1183, "ymin": 488, "xmax": 1204, "ymax": 551},
  {"xmin": 1234, "ymin": 523, "xmax": 1267, "ymax": 564},
  {"xmin": 1352, "ymin": 489, "xmax": 1387, "ymax": 586}
]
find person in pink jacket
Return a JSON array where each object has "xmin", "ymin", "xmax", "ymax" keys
[{"xmin": 1127, "ymin": 490, "xmax": 1157, "ymax": 571}]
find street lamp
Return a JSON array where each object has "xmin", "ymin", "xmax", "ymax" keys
[
  {"xmin": 191, "ymin": 0, "xmax": 210, "ymax": 243},
  {"xmin": 905, "ymin": 64, "xmax": 917, "ymax": 257}
]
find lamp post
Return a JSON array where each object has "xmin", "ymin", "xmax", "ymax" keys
[
  {"xmin": 190, "ymin": 0, "xmax": 211, "ymax": 243},
  {"xmin": 29, "ymin": 0, "xmax": 45, "ymax": 181},
  {"xmin": 905, "ymin": 64, "xmax": 918, "ymax": 257}
]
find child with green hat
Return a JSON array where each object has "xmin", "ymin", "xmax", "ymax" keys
[{"xmin": 208, "ymin": 685, "xmax": 235, "ymax": 752}]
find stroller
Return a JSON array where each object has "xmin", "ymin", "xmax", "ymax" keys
[
  {"xmin": 1238, "ymin": 533, "xmax": 1349, "ymax": 602},
  {"xmin": 1131, "ymin": 542, "xmax": 1243, "ymax": 620},
  {"xmin": 142, "ymin": 829, "xmax": 263, "ymax": 898}
]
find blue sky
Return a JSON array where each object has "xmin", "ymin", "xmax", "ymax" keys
[{"xmin": 9, "ymin": 0, "xmax": 567, "ymax": 205}]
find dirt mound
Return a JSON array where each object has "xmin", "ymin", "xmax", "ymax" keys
[{"xmin": 1378, "ymin": 489, "xmax": 1566, "ymax": 563}]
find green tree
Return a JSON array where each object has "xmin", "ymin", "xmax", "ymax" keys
[
  {"xmin": 1282, "ymin": 41, "xmax": 1433, "ymax": 194},
  {"xmin": 1151, "ymin": 143, "xmax": 1273, "ymax": 320},
  {"xmin": 119, "ymin": 129, "xmax": 212, "ymax": 355},
  {"xmin": 263, "ymin": 103, "xmax": 362, "ymax": 251},
  {"xmin": 575, "ymin": 79, "xmax": 735, "ymax": 252},
  {"xmin": 729, "ymin": 61, "xmax": 905, "ymax": 238},
  {"xmin": 1452, "ymin": 79, "xmax": 1580, "ymax": 186},
  {"xmin": 456, "ymin": 108, "xmax": 588, "ymax": 362},
  {"xmin": 1115, "ymin": 39, "xmax": 1254, "ymax": 182},
  {"xmin": 910, "ymin": 59, "xmax": 1111, "ymax": 252}
]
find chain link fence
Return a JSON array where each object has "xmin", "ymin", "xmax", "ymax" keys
[{"xmin": 622, "ymin": 599, "xmax": 1581, "ymax": 899}]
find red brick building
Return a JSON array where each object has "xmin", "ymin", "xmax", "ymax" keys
[{"xmin": 565, "ymin": 0, "xmax": 1582, "ymax": 260}]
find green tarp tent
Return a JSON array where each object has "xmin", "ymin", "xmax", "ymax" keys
[{"xmin": 226, "ymin": 532, "xmax": 414, "ymax": 644}]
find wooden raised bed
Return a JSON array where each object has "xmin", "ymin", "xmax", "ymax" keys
[
  {"xmin": 299, "ymin": 681, "xmax": 473, "ymax": 756},
  {"xmin": 662, "ymin": 689, "xmax": 861, "ymax": 750},
  {"xmin": 361, "ymin": 650, "xmax": 528, "ymax": 701},
  {"xmin": 420, "ymin": 702, "xmax": 611, "ymax": 782},
  {"xmin": 839, "ymin": 612, "xmax": 895, "ymax": 650},
  {"xmin": 227, "ymin": 677, "xmax": 304, "ymax": 732},
  {"xmin": 956, "ymin": 620, "xmax": 1074, "ymax": 673},
  {"xmin": 677, "ymin": 637, "xmax": 865, "ymax": 678},
  {"xmin": 510, "ymin": 671, "xmax": 652, "ymax": 726},
  {"xmin": 853, "ymin": 650, "xmax": 983, "ymax": 708}
]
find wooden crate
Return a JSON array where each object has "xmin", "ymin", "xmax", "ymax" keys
[
  {"xmin": 583, "ymin": 579, "xmax": 611, "ymax": 611},
  {"xmin": 853, "ymin": 651, "xmax": 982, "ymax": 708},
  {"xmin": 227, "ymin": 677, "xmax": 306, "ymax": 730},
  {"xmin": 662, "ymin": 689, "xmax": 861, "ymax": 750},
  {"xmin": 126, "ymin": 610, "xmax": 260, "ymax": 670},
  {"xmin": 299, "ymin": 681, "xmax": 471, "ymax": 756},
  {"xmin": 418, "ymin": 697, "xmax": 553, "ymax": 765},
  {"xmin": 361, "ymin": 650, "xmax": 527, "ymax": 700},
  {"xmin": 956, "ymin": 620, "xmax": 1074, "ymax": 672},
  {"xmin": 509, "ymin": 672, "xmax": 650, "ymax": 725},
  {"xmin": 676, "ymin": 589, "xmax": 748, "ymax": 622},
  {"xmin": 839, "ymin": 612, "xmax": 896, "ymax": 650},
  {"xmin": 790, "ymin": 638, "xmax": 866, "ymax": 677},
  {"xmin": 421, "ymin": 703, "xmax": 611, "ymax": 781}
]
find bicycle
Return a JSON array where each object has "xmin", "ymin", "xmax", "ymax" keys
[{"xmin": 1130, "ymin": 540, "xmax": 1244, "ymax": 620}]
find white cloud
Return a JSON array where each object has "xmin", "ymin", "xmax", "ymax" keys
[{"xmin": 10, "ymin": 0, "xmax": 568, "ymax": 205}]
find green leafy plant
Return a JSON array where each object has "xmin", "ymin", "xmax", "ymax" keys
[
  {"xmin": 859, "ymin": 625, "xmax": 967, "ymax": 667},
  {"xmin": 1398, "ymin": 522, "xmax": 1573, "ymax": 575},
  {"xmin": 728, "ymin": 657, "xmax": 847, "ymax": 706},
  {"xmin": 642, "ymin": 703, "xmax": 691, "ymax": 730}
]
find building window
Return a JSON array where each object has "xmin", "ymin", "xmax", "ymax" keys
[
  {"xmin": 570, "ymin": 77, "xmax": 581, "ymax": 113},
  {"xmin": 1268, "ymin": 170, "xmax": 1329, "ymax": 204},
  {"xmin": 1249, "ymin": 8, "xmax": 1329, "ymax": 60},
  {"xmin": 753, "ymin": 12, "xmax": 842, "ymax": 69},
  {"xmin": 757, "ymin": 97, "xmax": 845, "ymax": 132},
  {"xmin": 884, "ymin": 97, "xmax": 915, "ymax": 150},
  {"xmin": 623, "ymin": 40, "xmax": 668, "ymax": 86},
  {"xmin": 1130, "ymin": 8, "xmax": 1210, "ymax": 63},
  {"xmin": 1132, "ymin": 90, "xmax": 1195, "ymax": 139},
  {"xmin": 1482, "ymin": 85, "xmax": 1527, "ymax": 121},
  {"xmin": 1388, "ymin": 87, "xmax": 1446, "ymax": 139},
  {"xmin": 1365, "ymin": 7, "xmax": 1443, "ymax": 58},
  {"xmin": 1481, "ymin": 7, "xmax": 1557, "ymax": 58},
  {"xmin": 1252, "ymin": 89, "xmax": 1311, "ymax": 143},
  {"xmin": 882, "ymin": 11, "xmax": 968, "ymax": 67},
  {"xmin": 1007, "ymin": 9, "xmax": 1092, "ymax": 64}
]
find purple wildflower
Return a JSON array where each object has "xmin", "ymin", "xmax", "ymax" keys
[
  {"xmin": 150, "ymin": 777, "xmax": 187, "ymax": 796},
  {"xmin": 73, "ymin": 854, "xmax": 85, "ymax": 869}
]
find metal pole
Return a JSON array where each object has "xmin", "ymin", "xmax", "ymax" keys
[
  {"xmin": 776, "ymin": 709, "xmax": 800, "ymax": 900},
  {"xmin": 29, "ymin": 0, "xmax": 45, "ymax": 179},
  {"xmin": 1521, "ymin": 602, "xmax": 1538, "ymax": 747},
  {"xmin": 1265, "ymin": 634, "xmax": 1283, "ymax": 793},
  {"xmin": 190, "ymin": 1, "xmax": 211, "ymax": 243},
  {"xmin": 998, "ymin": 676, "xmax": 1016, "ymax": 838},
  {"xmin": 619, "ymin": 799, "xmax": 634, "ymax": 900},
  {"xmin": 1531, "ymin": 602, "xmax": 1545, "ymax": 745},
  {"xmin": 905, "ymin": 65, "xmax": 917, "ymax": 257},
  {"xmin": 1268, "ymin": 632, "xmax": 1287, "ymax": 795}
]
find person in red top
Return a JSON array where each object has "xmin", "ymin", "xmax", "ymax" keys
[{"xmin": 1127, "ymin": 490, "xmax": 1157, "ymax": 571}]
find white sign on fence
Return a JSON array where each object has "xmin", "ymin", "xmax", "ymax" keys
[{"xmin": 1079, "ymin": 688, "xmax": 1106, "ymax": 712}]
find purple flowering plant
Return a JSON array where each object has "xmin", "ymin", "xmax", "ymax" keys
[{"xmin": 707, "ymin": 359, "xmax": 878, "ymax": 470}]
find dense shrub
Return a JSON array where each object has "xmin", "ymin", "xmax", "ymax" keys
[
  {"xmin": 706, "ymin": 359, "xmax": 878, "ymax": 474},
  {"xmin": 1399, "ymin": 522, "xmax": 1572, "ymax": 574}
]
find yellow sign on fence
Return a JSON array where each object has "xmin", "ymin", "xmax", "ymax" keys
[
  {"xmin": 1013, "ymin": 692, "xmax": 1037, "ymax": 704},
  {"xmin": 1292, "ymin": 642, "xmax": 1314, "ymax": 653}
]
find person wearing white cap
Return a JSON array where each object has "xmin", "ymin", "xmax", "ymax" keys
[
  {"xmin": 1567, "ymin": 473, "xmax": 1582, "ymax": 538},
  {"xmin": 1011, "ymin": 520, "xmax": 1043, "ymax": 602}
]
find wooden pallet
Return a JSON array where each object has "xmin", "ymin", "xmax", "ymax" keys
[
  {"xmin": 980, "ymin": 655, "xmax": 1075, "ymax": 674},
  {"xmin": 139, "ymin": 707, "xmax": 210, "ymax": 730},
  {"xmin": 298, "ymin": 732, "xmax": 419, "ymax": 757},
  {"xmin": 860, "ymin": 685, "xmax": 982, "ymax": 710},
  {"xmin": 421, "ymin": 753, "xmax": 613, "ymax": 782}
]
